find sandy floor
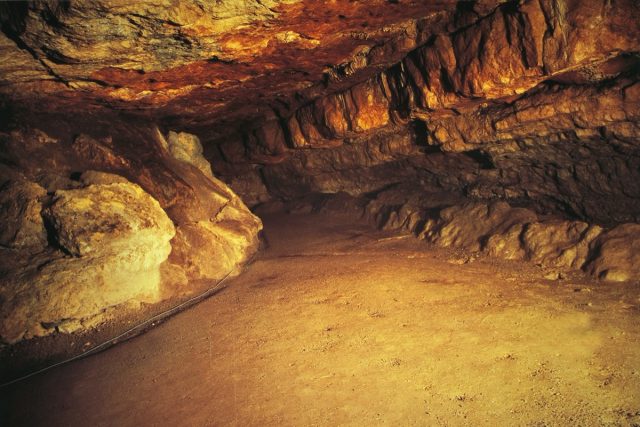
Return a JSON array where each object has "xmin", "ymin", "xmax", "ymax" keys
[{"xmin": 2, "ymin": 212, "xmax": 640, "ymax": 426}]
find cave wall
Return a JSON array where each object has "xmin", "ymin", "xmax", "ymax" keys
[{"xmin": 210, "ymin": 0, "xmax": 640, "ymax": 224}]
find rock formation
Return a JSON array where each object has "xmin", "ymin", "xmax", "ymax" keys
[
  {"xmin": 1, "ymin": 175, "xmax": 175, "ymax": 342},
  {"xmin": 0, "ymin": 0, "xmax": 638, "ymax": 347},
  {"xmin": 362, "ymin": 191, "xmax": 639, "ymax": 283},
  {"xmin": 0, "ymin": 124, "xmax": 261, "ymax": 343}
]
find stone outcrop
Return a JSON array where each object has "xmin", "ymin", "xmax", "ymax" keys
[
  {"xmin": 209, "ymin": 1, "xmax": 640, "ymax": 224},
  {"xmin": 584, "ymin": 225, "xmax": 640, "ymax": 282},
  {"xmin": 229, "ymin": 0, "xmax": 639, "ymax": 151},
  {"xmin": 421, "ymin": 202, "xmax": 538, "ymax": 253},
  {"xmin": 1, "ymin": 175, "xmax": 175, "ymax": 343},
  {"xmin": 0, "ymin": 124, "xmax": 262, "ymax": 344},
  {"xmin": 0, "ymin": 0, "xmax": 490, "ymax": 139},
  {"xmin": 0, "ymin": 0, "xmax": 639, "ymax": 347},
  {"xmin": 362, "ymin": 189, "xmax": 640, "ymax": 282},
  {"xmin": 0, "ymin": 180, "xmax": 48, "ymax": 252}
]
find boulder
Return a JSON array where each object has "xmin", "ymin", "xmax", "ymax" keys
[
  {"xmin": 44, "ymin": 180, "xmax": 175, "ymax": 259},
  {"xmin": 421, "ymin": 201, "xmax": 538, "ymax": 252},
  {"xmin": 0, "ymin": 176, "xmax": 175, "ymax": 343},
  {"xmin": 167, "ymin": 190, "xmax": 262, "ymax": 282},
  {"xmin": 522, "ymin": 220, "xmax": 603, "ymax": 270}
]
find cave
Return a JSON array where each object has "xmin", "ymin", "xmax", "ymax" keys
[{"xmin": 1, "ymin": 0, "xmax": 639, "ymax": 425}]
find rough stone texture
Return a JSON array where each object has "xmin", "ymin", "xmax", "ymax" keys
[
  {"xmin": 421, "ymin": 202, "xmax": 538, "ymax": 253},
  {"xmin": 232, "ymin": 0, "xmax": 639, "ymax": 150},
  {"xmin": 520, "ymin": 221, "xmax": 603, "ymax": 270},
  {"xmin": 1, "ymin": 176, "xmax": 175, "ymax": 343},
  {"xmin": 361, "ymin": 188, "xmax": 639, "ymax": 282},
  {"xmin": 1, "ymin": 1, "xmax": 639, "ymax": 225},
  {"xmin": 164, "ymin": 167, "xmax": 263, "ymax": 283},
  {"xmin": 163, "ymin": 131, "xmax": 214, "ymax": 180},
  {"xmin": 207, "ymin": 1, "xmax": 640, "ymax": 224},
  {"xmin": 156, "ymin": 129, "xmax": 263, "ymax": 283},
  {"xmin": 0, "ymin": 0, "xmax": 488, "ymax": 139},
  {"xmin": 0, "ymin": 180, "xmax": 47, "ymax": 252},
  {"xmin": 44, "ymin": 181, "xmax": 174, "ymax": 258},
  {"xmin": 0, "ymin": 0, "xmax": 639, "ymax": 345},
  {"xmin": 0, "ymin": 125, "xmax": 262, "ymax": 344},
  {"xmin": 585, "ymin": 225, "xmax": 640, "ymax": 282}
]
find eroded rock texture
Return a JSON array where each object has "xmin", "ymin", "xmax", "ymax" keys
[
  {"xmin": 0, "ymin": 0, "xmax": 493, "ymax": 138},
  {"xmin": 207, "ymin": 0, "xmax": 640, "ymax": 281},
  {"xmin": 1, "ymin": 176, "xmax": 175, "ymax": 343},
  {"xmin": 213, "ymin": 1, "xmax": 640, "ymax": 226},
  {"xmin": 0, "ymin": 123, "xmax": 261, "ymax": 343},
  {"xmin": 367, "ymin": 195, "xmax": 640, "ymax": 283},
  {"xmin": 0, "ymin": 0, "xmax": 639, "ymax": 344}
]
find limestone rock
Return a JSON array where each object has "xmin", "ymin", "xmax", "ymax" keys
[
  {"xmin": 0, "ymin": 180, "xmax": 47, "ymax": 251},
  {"xmin": 421, "ymin": 202, "xmax": 538, "ymax": 252},
  {"xmin": 0, "ymin": 0, "xmax": 638, "ymax": 349},
  {"xmin": 522, "ymin": 221, "xmax": 603, "ymax": 270},
  {"xmin": 168, "ymin": 192, "xmax": 262, "ymax": 282},
  {"xmin": 360, "ymin": 188, "xmax": 640, "ymax": 281},
  {"xmin": 585, "ymin": 224, "xmax": 640, "ymax": 282},
  {"xmin": 165, "ymin": 131, "xmax": 214, "ymax": 180},
  {"xmin": 44, "ymin": 180, "xmax": 174, "ymax": 259},
  {"xmin": 0, "ymin": 121, "xmax": 265, "ymax": 344},
  {"xmin": 484, "ymin": 223, "xmax": 529, "ymax": 261},
  {"xmin": 0, "ymin": 176, "xmax": 175, "ymax": 343},
  {"xmin": 0, "ymin": 0, "xmax": 478, "ymax": 138},
  {"xmin": 140, "ymin": 128, "xmax": 264, "ymax": 283}
]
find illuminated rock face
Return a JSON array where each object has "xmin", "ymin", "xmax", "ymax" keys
[
  {"xmin": 350, "ymin": 194, "xmax": 639, "ymax": 283},
  {"xmin": 0, "ymin": 175, "xmax": 175, "ymax": 343},
  {"xmin": 0, "ymin": 0, "xmax": 477, "ymax": 136},
  {"xmin": 0, "ymin": 1, "xmax": 639, "ymax": 343},
  {"xmin": 0, "ymin": 125, "xmax": 261, "ymax": 343},
  {"xmin": 213, "ymin": 1, "xmax": 640, "ymax": 224}
]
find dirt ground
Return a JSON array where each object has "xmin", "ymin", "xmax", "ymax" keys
[{"xmin": 2, "ymin": 212, "xmax": 640, "ymax": 426}]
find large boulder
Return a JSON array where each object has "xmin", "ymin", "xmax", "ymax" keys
[
  {"xmin": 159, "ymin": 130, "xmax": 263, "ymax": 282},
  {"xmin": 0, "ymin": 180, "xmax": 48, "ymax": 252},
  {"xmin": 44, "ymin": 181, "xmax": 175, "ymax": 261},
  {"xmin": 0, "ymin": 176, "xmax": 175, "ymax": 343}
]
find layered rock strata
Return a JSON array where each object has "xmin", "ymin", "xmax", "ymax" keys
[
  {"xmin": 0, "ymin": 0, "xmax": 495, "ymax": 138},
  {"xmin": 0, "ymin": 0, "xmax": 639, "ymax": 344},
  {"xmin": 212, "ymin": 0, "xmax": 640, "ymax": 224}
]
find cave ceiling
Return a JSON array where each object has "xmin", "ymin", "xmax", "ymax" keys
[
  {"xmin": 0, "ymin": 0, "xmax": 489, "ymax": 139},
  {"xmin": 2, "ymin": 1, "xmax": 639, "ymax": 142}
]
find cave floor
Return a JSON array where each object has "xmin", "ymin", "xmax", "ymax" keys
[{"xmin": 3, "ymin": 212, "xmax": 640, "ymax": 426}]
